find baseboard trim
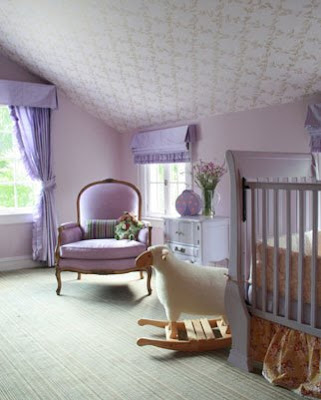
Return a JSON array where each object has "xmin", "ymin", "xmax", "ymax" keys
[{"xmin": 0, "ymin": 256, "xmax": 42, "ymax": 271}]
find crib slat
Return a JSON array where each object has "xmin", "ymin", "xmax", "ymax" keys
[
  {"xmin": 251, "ymin": 188, "xmax": 256, "ymax": 309},
  {"xmin": 297, "ymin": 190, "xmax": 304, "ymax": 324},
  {"xmin": 311, "ymin": 190, "xmax": 318, "ymax": 328},
  {"xmin": 285, "ymin": 189, "xmax": 291, "ymax": 320},
  {"xmin": 262, "ymin": 188, "xmax": 267, "ymax": 312},
  {"xmin": 273, "ymin": 188, "xmax": 279, "ymax": 316}
]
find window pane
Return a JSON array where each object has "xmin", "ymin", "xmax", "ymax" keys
[
  {"xmin": 149, "ymin": 164, "xmax": 164, "ymax": 182},
  {"xmin": 15, "ymin": 160, "xmax": 32, "ymax": 183},
  {"xmin": 177, "ymin": 163, "xmax": 187, "ymax": 182},
  {"xmin": 158, "ymin": 164, "xmax": 164, "ymax": 181},
  {"xmin": 168, "ymin": 183, "xmax": 179, "ymax": 215},
  {"xmin": 149, "ymin": 182, "xmax": 164, "ymax": 214},
  {"xmin": 149, "ymin": 164, "xmax": 158, "ymax": 181},
  {"xmin": 16, "ymin": 185, "xmax": 36, "ymax": 208},
  {"xmin": 0, "ymin": 184, "xmax": 14, "ymax": 208},
  {"xmin": 169, "ymin": 163, "xmax": 187, "ymax": 183},
  {"xmin": 169, "ymin": 164, "xmax": 178, "ymax": 181},
  {"xmin": 0, "ymin": 159, "xmax": 14, "ymax": 182},
  {"xmin": 0, "ymin": 107, "xmax": 13, "ymax": 131},
  {"xmin": 0, "ymin": 131, "xmax": 13, "ymax": 157}
]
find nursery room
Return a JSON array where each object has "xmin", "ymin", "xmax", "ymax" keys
[{"xmin": 1, "ymin": 1, "xmax": 321, "ymax": 399}]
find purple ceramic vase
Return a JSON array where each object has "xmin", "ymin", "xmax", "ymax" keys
[{"xmin": 175, "ymin": 190, "xmax": 202, "ymax": 216}]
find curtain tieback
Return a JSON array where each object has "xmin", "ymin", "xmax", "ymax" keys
[{"xmin": 42, "ymin": 178, "xmax": 56, "ymax": 191}]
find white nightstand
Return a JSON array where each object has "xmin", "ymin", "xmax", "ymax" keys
[{"xmin": 163, "ymin": 216, "xmax": 229, "ymax": 265}]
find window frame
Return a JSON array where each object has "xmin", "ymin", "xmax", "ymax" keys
[
  {"xmin": 139, "ymin": 162, "xmax": 192, "ymax": 218},
  {"xmin": 0, "ymin": 105, "xmax": 37, "ymax": 217}
]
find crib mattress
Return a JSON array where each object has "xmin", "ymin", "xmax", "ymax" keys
[{"xmin": 254, "ymin": 232, "xmax": 321, "ymax": 306}]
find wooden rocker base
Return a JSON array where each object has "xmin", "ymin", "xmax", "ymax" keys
[{"xmin": 137, "ymin": 318, "xmax": 232, "ymax": 352}]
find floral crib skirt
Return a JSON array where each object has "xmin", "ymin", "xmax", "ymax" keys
[{"xmin": 250, "ymin": 316, "xmax": 321, "ymax": 398}]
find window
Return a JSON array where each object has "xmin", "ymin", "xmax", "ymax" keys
[
  {"xmin": 141, "ymin": 163, "xmax": 191, "ymax": 217},
  {"xmin": 0, "ymin": 105, "xmax": 38, "ymax": 213}
]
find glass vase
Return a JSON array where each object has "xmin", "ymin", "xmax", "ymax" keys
[{"xmin": 202, "ymin": 188, "xmax": 214, "ymax": 217}]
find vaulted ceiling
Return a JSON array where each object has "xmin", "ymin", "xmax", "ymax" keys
[{"xmin": 0, "ymin": 0, "xmax": 321, "ymax": 133}]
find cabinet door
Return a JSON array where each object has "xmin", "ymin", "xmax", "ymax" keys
[
  {"xmin": 164, "ymin": 219, "xmax": 199, "ymax": 246},
  {"xmin": 164, "ymin": 219, "xmax": 179, "ymax": 243},
  {"xmin": 176, "ymin": 220, "xmax": 196, "ymax": 245}
]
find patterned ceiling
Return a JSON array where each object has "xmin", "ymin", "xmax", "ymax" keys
[{"xmin": 0, "ymin": 0, "xmax": 321, "ymax": 133}]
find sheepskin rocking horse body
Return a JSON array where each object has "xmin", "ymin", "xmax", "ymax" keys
[{"xmin": 135, "ymin": 245, "xmax": 231, "ymax": 352}]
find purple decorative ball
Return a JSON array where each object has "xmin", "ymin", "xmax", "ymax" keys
[{"xmin": 175, "ymin": 190, "xmax": 202, "ymax": 216}]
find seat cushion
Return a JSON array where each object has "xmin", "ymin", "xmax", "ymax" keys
[{"xmin": 60, "ymin": 239, "xmax": 146, "ymax": 260}]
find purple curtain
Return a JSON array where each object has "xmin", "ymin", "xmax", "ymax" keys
[
  {"xmin": 305, "ymin": 104, "xmax": 321, "ymax": 152},
  {"xmin": 10, "ymin": 106, "xmax": 57, "ymax": 266}
]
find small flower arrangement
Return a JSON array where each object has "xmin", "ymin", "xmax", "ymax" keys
[
  {"xmin": 193, "ymin": 160, "xmax": 227, "ymax": 190},
  {"xmin": 193, "ymin": 160, "xmax": 227, "ymax": 216}
]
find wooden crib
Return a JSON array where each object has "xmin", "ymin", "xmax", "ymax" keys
[{"xmin": 226, "ymin": 150, "xmax": 321, "ymax": 371}]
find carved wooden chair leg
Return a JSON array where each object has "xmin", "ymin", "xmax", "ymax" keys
[
  {"xmin": 139, "ymin": 271, "xmax": 144, "ymax": 279},
  {"xmin": 77, "ymin": 272, "xmax": 82, "ymax": 280},
  {"xmin": 146, "ymin": 266, "xmax": 152, "ymax": 295},
  {"xmin": 55, "ymin": 269, "xmax": 62, "ymax": 295}
]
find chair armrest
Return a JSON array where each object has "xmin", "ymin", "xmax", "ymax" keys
[
  {"xmin": 60, "ymin": 222, "xmax": 79, "ymax": 230},
  {"xmin": 138, "ymin": 223, "xmax": 152, "ymax": 247},
  {"xmin": 59, "ymin": 222, "xmax": 83, "ymax": 245},
  {"xmin": 55, "ymin": 222, "xmax": 83, "ymax": 265}
]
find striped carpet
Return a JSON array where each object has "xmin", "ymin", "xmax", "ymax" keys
[{"xmin": 0, "ymin": 268, "xmax": 299, "ymax": 400}]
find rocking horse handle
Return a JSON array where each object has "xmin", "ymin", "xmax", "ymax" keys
[
  {"xmin": 137, "ymin": 318, "xmax": 168, "ymax": 328},
  {"xmin": 137, "ymin": 337, "xmax": 192, "ymax": 349}
]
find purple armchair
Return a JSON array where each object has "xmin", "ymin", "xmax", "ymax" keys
[{"xmin": 55, "ymin": 179, "xmax": 152, "ymax": 295}]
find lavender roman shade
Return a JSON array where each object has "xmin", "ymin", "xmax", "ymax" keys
[
  {"xmin": 305, "ymin": 104, "xmax": 321, "ymax": 152},
  {"xmin": 0, "ymin": 79, "xmax": 57, "ymax": 109},
  {"xmin": 131, "ymin": 125, "xmax": 196, "ymax": 164}
]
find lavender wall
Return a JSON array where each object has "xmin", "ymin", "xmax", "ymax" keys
[
  {"xmin": 0, "ymin": 52, "xmax": 121, "ymax": 260},
  {"xmin": 52, "ymin": 94, "xmax": 121, "ymax": 223},
  {"xmin": 120, "ymin": 98, "xmax": 316, "ymax": 243},
  {"xmin": 195, "ymin": 99, "xmax": 314, "ymax": 216}
]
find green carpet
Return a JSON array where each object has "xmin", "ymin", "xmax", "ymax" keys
[{"xmin": 0, "ymin": 268, "xmax": 299, "ymax": 400}]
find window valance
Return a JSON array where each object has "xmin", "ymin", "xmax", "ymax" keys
[
  {"xmin": 0, "ymin": 79, "xmax": 57, "ymax": 109},
  {"xmin": 305, "ymin": 104, "xmax": 321, "ymax": 152},
  {"xmin": 131, "ymin": 125, "xmax": 197, "ymax": 164}
]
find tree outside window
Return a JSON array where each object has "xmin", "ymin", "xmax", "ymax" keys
[{"xmin": 0, "ymin": 106, "xmax": 39, "ymax": 212}]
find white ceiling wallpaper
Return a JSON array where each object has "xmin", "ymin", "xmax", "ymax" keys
[{"xmin": 0, "ymin": 0, "xmax": 321, "ymax": 133}]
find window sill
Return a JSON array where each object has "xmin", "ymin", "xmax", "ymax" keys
[
  {"xmin": 142, "ymin": 216, "xmax": 165, "ymax": 229},
  {"xmin": 0, "ymin": 212, "xmax": 33, "ymax": 225}
]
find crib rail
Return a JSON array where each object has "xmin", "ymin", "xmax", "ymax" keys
[{"xmin": 243, "ymin": 178, "xmax": 321, "ymax": 337}]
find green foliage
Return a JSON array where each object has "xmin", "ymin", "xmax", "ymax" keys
[
  {"xmin": 17, "ymin": 185, "xmax": 35, "ymax": 208},
  {"xmin": 0, "ymin": 106, "xmax": 13, "ymax": 130},
  {"xmin": 158, "ymin": 164, "xmax": 164, "ymax": 180},
  {"xmin": 0, "ymin": 106, "xmax": 37, "ymax": 210},
  {"xmin": 0, "ymin": 131, "xmax": 13, "ymax": 157},
  {"xmin": 0, "ymin": 159, "xmax": 14, "ymax": 181},
  {"xmin": 0, "ymin": 185, "xmax": 14, "ymax": 208}
]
